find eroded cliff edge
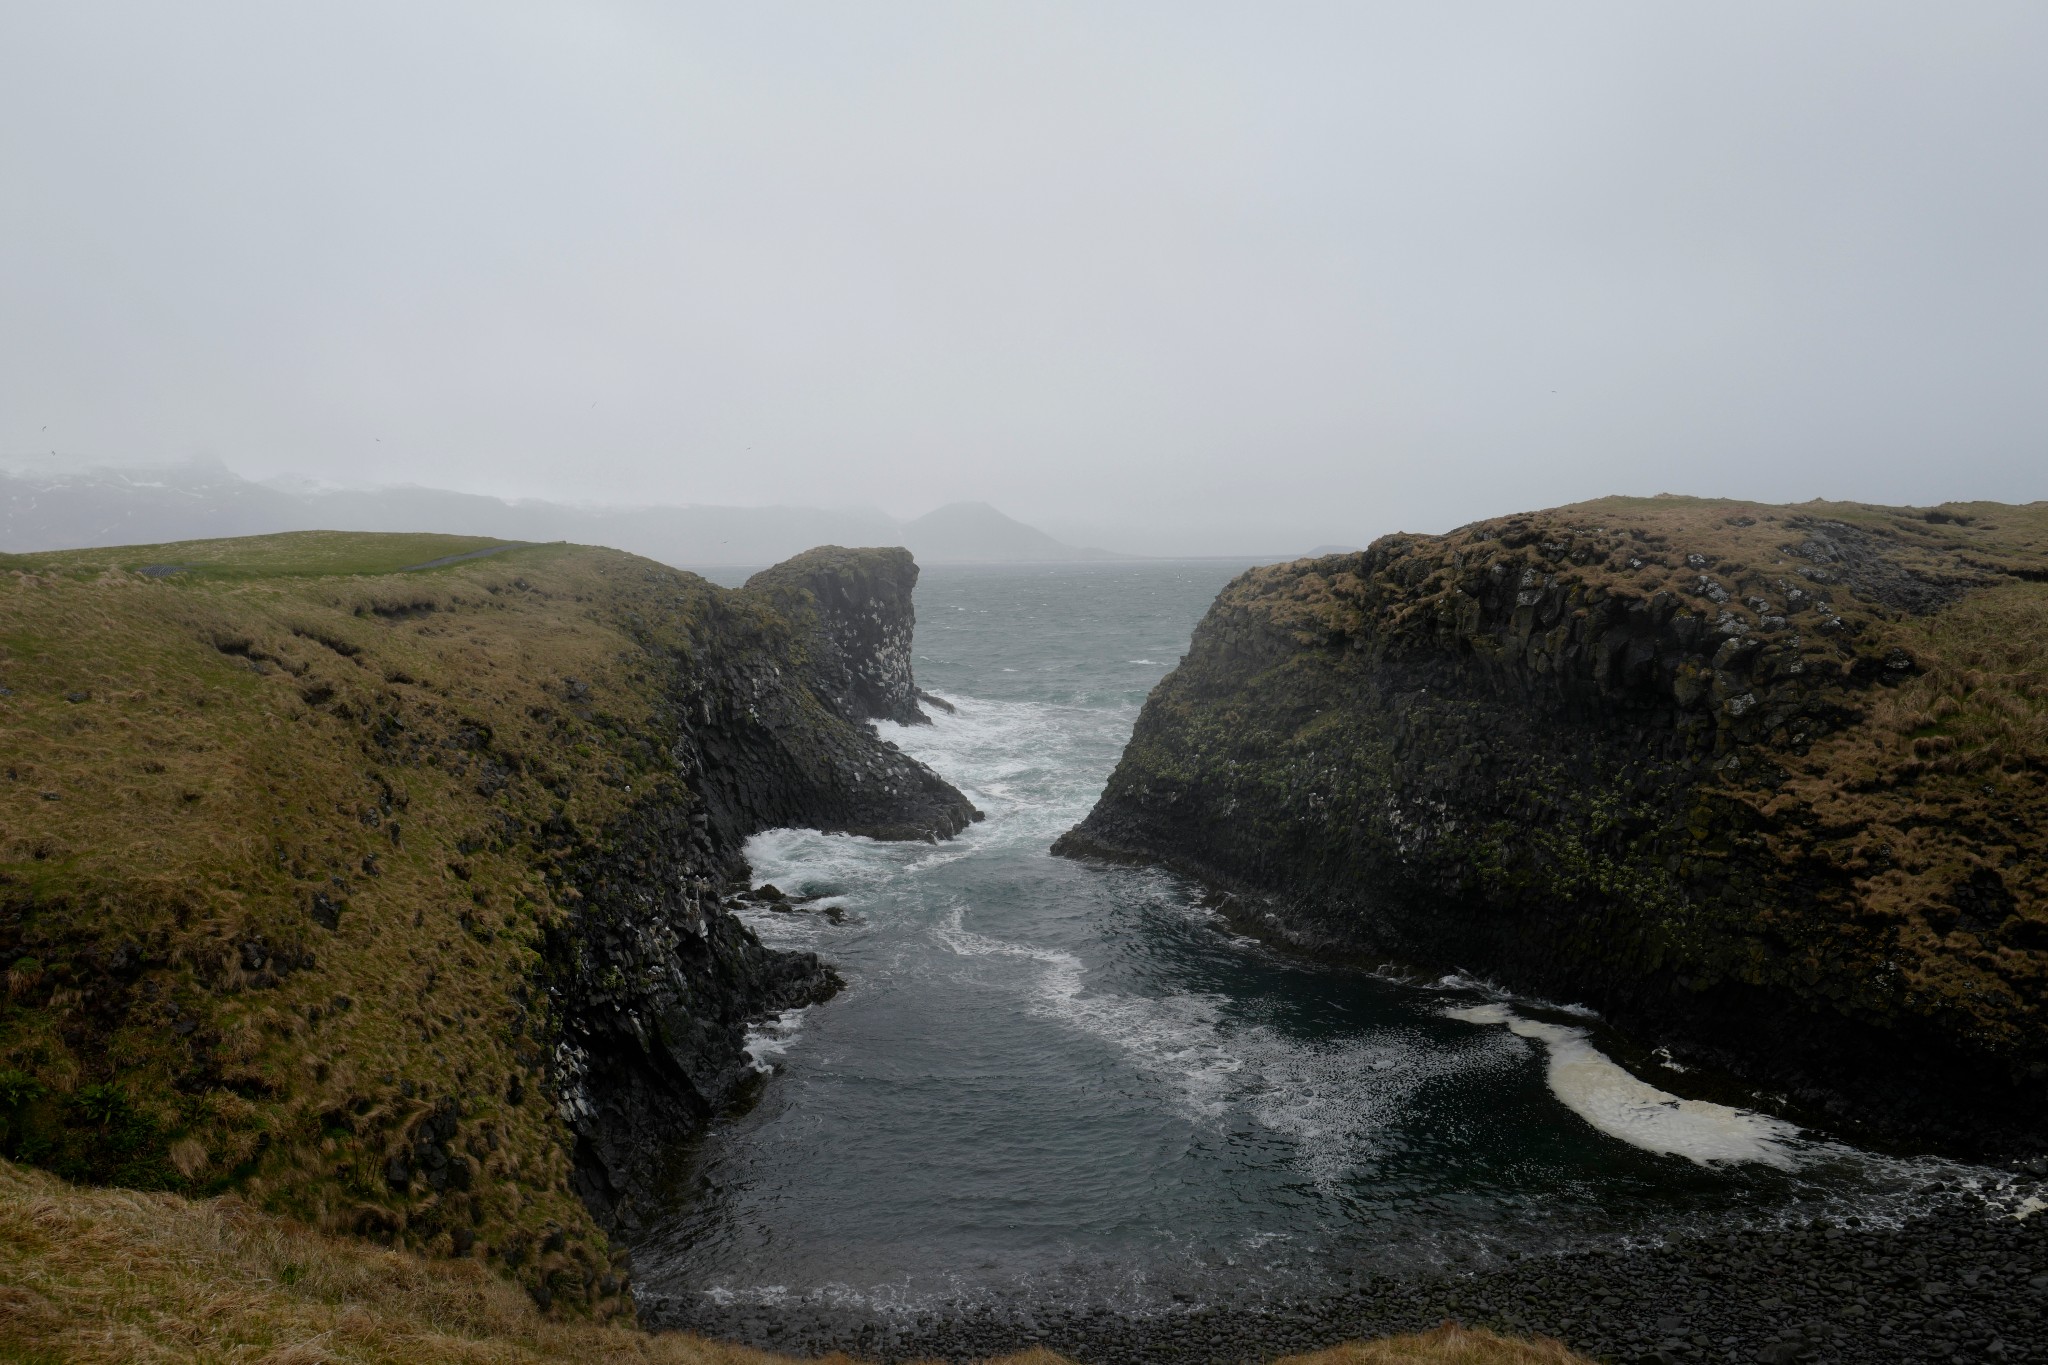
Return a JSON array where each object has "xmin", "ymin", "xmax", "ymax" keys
[
  {"xmin": 0, "ymin": 533, "xmax": 972, "ymax": 1315},
  {"xmin": 552, "ymin": 544, "xmax": 979, "ymax": 1241},
  {"xmin": 1056, "ymin": 496, "xmax": 2048, "ymax": 1155}
]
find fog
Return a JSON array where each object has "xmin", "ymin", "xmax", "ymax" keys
[{"xmin": 3, "ymin": 3, "xmax": 2045, "ymax": 556}]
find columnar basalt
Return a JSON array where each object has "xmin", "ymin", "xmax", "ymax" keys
[
  {"xmin": 548, "ymin": 552, "xmax": 978, "ymax": 1235},
  {"xmin": 1058, "ymin": 497, "xmax": 2048, "ymax": 1154},
  {"xmin": 741, "ymin": 545, "xmax": 930, "ymax": 726}
]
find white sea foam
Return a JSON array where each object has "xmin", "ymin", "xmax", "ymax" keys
[
  {"xmin": 875, "ymin": 698, "xmax": 1133, "ymax": 831},
  {"xmin": 740, "ymin": 698, "xmax": 1817, "ymax": 1186},
  {"xmin": 936, "ymin": 907, "xmax": 1522, "ymax": 1186},
  {"xmin": 735, "ymin": 697, "xmax": 1125, "ymax": 961},
  {"xmin": 742, "ymin": 1007, "xmax": 811, "ymax": 1074},
  {"xmin": 1442, "ymin": 1003, "xmax": 1805, "ymax": 1168},
  {"xmin": 1436, "ymin": 971, "xmax": 1601, "ymax": 1019},
  {"xmin": 933, "ymin": 908, "xmax": 1246, "ymax": 1119},
  {"xmin": 746, "ymin": 697, "xmax": 1535, "ymax": 1192}
]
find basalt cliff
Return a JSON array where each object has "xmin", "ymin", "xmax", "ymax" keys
[
  {"xmin": 1057, "ymin": 496, "xmax": 2048, "ymax": 1154},
  {"xmin": 0, "ymin": 531, "xmax": 974, "ymax": 1315}
]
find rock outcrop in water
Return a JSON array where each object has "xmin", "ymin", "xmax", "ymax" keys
[
  {"xmin": 0, "ymin": 531, "xmax": 973, "ymax": 1312},
  {"xmin": 740, "ymin": 545, "xmax": 931, "ymax": 727},
  {"xmin": 1057, "ymin": 496, "xmax": 2048, "ymax": 1155}
]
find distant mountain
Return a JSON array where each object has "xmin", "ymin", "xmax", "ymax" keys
[
  {"xmin": 899, "ymin": 502, "xmax": 1120, "ymax": 563},
  {"xmin": 0, "ymin": 460, "xmax": 1120, "ymax": 566},
  {"xmin": 0, "ymin": 457, "xmax": 302, "ymax": 549}
]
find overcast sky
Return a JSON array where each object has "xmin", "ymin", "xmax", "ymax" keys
[{"xmin": 3, "ymin": 3, "xmax": 2045, "ymax": 555}]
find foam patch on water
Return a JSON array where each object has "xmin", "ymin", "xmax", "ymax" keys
[
  {"xmin": 879, "ymin": 698, "xmax": 1139, "ymax": 831},
  {"xmin": 937, "ymin": 908, "xmax": 1523, "ymax": 1186},
  {"xmin": 1443, "ymin": 1003, "xmax": 1804, "ymax": 1168},
  {"xmin": 1436, "ymin": 971, "xmax": 1601, "ymax": 1019},
  {"xmin": 1240, "ymin": 1029, "xmax": 1526, "ymax": 1188},
  {"xmin": 743, "ymin": 1007, "xmax": 811, "ymax": 1073},
  {"xmin": 933, "ymin": 908, "xmax": 1245, "ymax": 1119},
  {"xmin": 737, "ymin": 696, "xmax": 1141, "ymax": 949}
]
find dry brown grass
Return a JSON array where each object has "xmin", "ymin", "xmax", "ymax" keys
[
  {"xmin": 1862, "ymin": 581, "xmax": 2048, "ymax": 776},
  {"xmin": 1272, "ymin": 1325, "xmax": 1592, "ymax": 1365},
  {"xmin": 0, "ymin": 1157, "xmax": 1590, "ymax": 1365},
  {"xmin": 0, "ymin": 1154, "xmax": 801, "ymax": 1363},
  {"xmin": 1762, "ymin": 579, "xmax": 2048, "ymax": 1041}
]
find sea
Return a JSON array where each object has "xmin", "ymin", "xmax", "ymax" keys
[{"xmin": 641, "ymin": 559, "xmax": 2023, "ymax": 1334}]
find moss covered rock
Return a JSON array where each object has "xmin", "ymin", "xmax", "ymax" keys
[{"xmin": 1058, "ymin": 496, "xmax": 2048, "ymax": 1155}]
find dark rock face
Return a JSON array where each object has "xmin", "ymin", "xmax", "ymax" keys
[
  {"xmin": 548, "ymin": 546, "xmax": 977, "ymax": 1234},
  {"xmin": 545, "ymin": 794, "xmax": 842, "ymax": 1236},
  {"xmin": 1057, "ymin": 497, "xmax": 2048, "ymax": 1155},
  {"xmin": 1783, "ymin": 515, "xmax": 1988, "ymax": 615},
  {"xmin": 743, "ymin": 545, "xmax": 930, "ymax": 726}
]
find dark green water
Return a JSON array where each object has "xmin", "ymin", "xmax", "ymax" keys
[{"xmin": 642, "ymin": 561, "xmax": 2010, "ymax": 1325}]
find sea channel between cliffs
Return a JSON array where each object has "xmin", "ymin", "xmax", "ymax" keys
[{"xmin": 628, "ymin": 555, "xmax": 2047, "ymax": 1365}]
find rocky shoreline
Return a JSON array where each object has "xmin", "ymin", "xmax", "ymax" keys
[
  {"xmin": 644, "ymin": 1197, "xmax": 2046, "ymax": 1364},
  {"xmin": 544, "ymin": 545, "xmax": 982, "ymax": 1241}
]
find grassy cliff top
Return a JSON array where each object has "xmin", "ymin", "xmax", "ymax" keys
[
  {"xmin": 1239, "ymin": 494, "xmax": 2048, "ymax": 635},
  {"xmin": 0, "ymin": 530, "xmax": 538, "ymax": 582},
  {"xmin": 0, "ymin": 531, "xmax": 871, "ymax": 1313}
]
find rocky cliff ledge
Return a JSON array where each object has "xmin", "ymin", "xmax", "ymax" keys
[
  {"xmin": 741, "ymin": 545, "xmax": 930, "ymax": 727},
  {"xmin": 0, "ymin": 532, "xmax": 972, "ymax": 1315},
  {"xmin": 1057, "ymin": 496, "xmax": 2048, "ymax": 1155}
]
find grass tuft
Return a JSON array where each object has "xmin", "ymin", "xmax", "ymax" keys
[{"xmin": 1279, "ymin": 1325, "xmax": 1592, "ymax": 1364}]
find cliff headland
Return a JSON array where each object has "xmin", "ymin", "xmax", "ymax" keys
[
  {"xmin": 1058, "ymin": 495, "xmax": 2048, "ymax": 1154},
  {"xmin": 0, "ymin": 531, "xmax": 975, "ymax": 1313}
]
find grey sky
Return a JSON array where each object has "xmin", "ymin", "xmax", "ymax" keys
[{"xmin": 3, "ymin": 2, "xmax": 2044, "ymax": 555}]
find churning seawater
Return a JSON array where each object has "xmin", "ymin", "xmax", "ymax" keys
[{"xmin": 639, "ymin": 561, "xmax": 2018, "ymax": 1327}]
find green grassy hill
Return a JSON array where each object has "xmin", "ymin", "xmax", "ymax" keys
[{"xmin": 0, "ymin": 532, "xmax": 970, "ymax": 1315}]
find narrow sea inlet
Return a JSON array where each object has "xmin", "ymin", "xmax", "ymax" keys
[{"xmin": 641, "ymin": 562, "xmax": 2013, "ymax": 1343}]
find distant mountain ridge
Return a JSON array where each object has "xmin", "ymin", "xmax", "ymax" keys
[{"xmin": 0, "ymin": 459, "xmax": 1126, "ymax": 565}]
